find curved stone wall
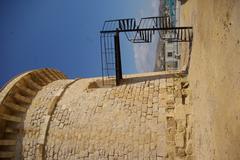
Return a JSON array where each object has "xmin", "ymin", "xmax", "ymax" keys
[
  {"xmin": 0, "ymin": 70, "xmax": 192, "ymax": 160},
  {"xmin": 0, "ymin": 68, "xmax": 67, "ymax": 159}
]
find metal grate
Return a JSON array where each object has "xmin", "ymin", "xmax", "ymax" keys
[
  {"xmin": 100, "ymin": 16, "xmax": 193, "ymax": 86},
  {"xmin": 100, "ymin": 33, "xmax": 115, "ymax": 85}
]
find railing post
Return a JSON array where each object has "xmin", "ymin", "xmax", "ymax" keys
[{"xmin": 114, "ymin": 31, "xmax": 123, "ymax": 85}]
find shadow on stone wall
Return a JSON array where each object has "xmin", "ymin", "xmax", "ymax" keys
[{"xmin": 121, "ymin": 71, "xmax": 186, "ymax": 85}]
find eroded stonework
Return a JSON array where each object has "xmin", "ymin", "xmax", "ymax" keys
[{"xmin": 0, "ymin": 69, "xmax": 192, "ymax": 160}]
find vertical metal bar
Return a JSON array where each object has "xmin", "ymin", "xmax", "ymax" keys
[
  {"xmin": 143, "ymin": 31, "xmax": 146, "ymax": 41},
  {"xmin": 110, "ymin": 34, "xmax": 115, "ymax": 71},
  {"xmin": 126, "ymin": 19, "xmax": 129, "ymax": 30},
  {"xmin": 160, "ymin": 17, "xmax": 162, "ymax": 28},
  {"xmin": 163, "ymin": 17, "xmax": 165, "ymax": 28},
  {"xmin": 166, "ymin": 17, "xmax": 168, "ymax": 28},
  {"xmin": 100, "ymin": 34, "xmax": 104, "ymax": 86},
  {"xmin": 154, "ymin": 17, "xmax": 157, "ymax": 28},
  {"xmin": 177, "ymin": 28, "xmax": 179, "ymax": 39},
  {"xmin": 106, "ymin": 33, "xmax": 112, "ymax": 71},
  {"xmin": 103, "ymin": 34, "xmax": 108, "ymax": 77},
  {"xmin": 133, "ymin": 20, "xmax": 136, "ymax": 30},
  {"xmin": 119, "ymin": 20, "xmax": 122, "ymax": 30},
  {"xmin": 181, "ymin": 28, "xmax": 183, "ymax": 41},
  {"xmin": 114, "ymin": 31, "xmax": 122, "ymax": 85},
  {"xmin": 150, "ymin": 31, "xmax": 152, "ymax": 42},
  {"xmin": 123, "ymin": 20, "xmax": 126, "ymax": 30},
  {"xmin": 147, "ymin": 31, "xmax": 149, "ymax": 42},
  {"xmin": 184, "ymin": 29, "xmax": 187, "ymax": 41},
  {"xmin": 168, "ymin": 16, "xmax": 171, "ymax": 27}
]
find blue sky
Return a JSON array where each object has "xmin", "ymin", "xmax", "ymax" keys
[{"xmin": 0, "ymin": 0, "xmax": 159, "ymax": 87}]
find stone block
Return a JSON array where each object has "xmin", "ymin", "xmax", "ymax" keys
[
  {"xmin": 166, "ymin": 110, "xmax": 174, "ymax": 118},
  {"xmin": 175, "ymin": 157, "xmax": 185, "ymax": 160},
  {"xmin": 177, "ymin": 120, "xmax": 186, "ymax": 133},
  {"xmin": 147, "ymin": 107, "xmax": 153, "ymax": 115},
  {"xmin": 157, "ymin": 157, "xmax": 164, "ymax": 160},
  {"xmin": 156, "ymin": 142, "xmax": 166, "ymax": 157},
  {"xmin": 176, "ymin": 147, "xmax": 186, "ymax": 157},
  {"xmin": 166, "ymin": 128, "xmax": 176, "ymax": 142},
  {"xmin": 186, "ymin": 155, "xmax": 194, "ymax": 160},
  {"xmin": 166, "ymin": 99, "xmax": 175, "ymax": 105},
  {"xmin": 167, "ymin": 117, "xmax": 176, "ymax": 128},
  {"xmin": 153, "ymin": 97, "xmax": 158, "ymax": 103},
  {"xmin": 174, "ymin": 105, "xmax": 186, "ymax": 120},
  {"xmin": 185, "ymin": 140, "xmax": 192, "ymax": 155},
  {"xmin": 175, "ymin": 132, "xmax": 185, "ymax": 148},
  {"xmin": 166, "ymin": 145, "xmax": 175, "ymax": 160},
  {"xmin": 184, "ymin": 105, "xmax": 192, "ymax": 115}
]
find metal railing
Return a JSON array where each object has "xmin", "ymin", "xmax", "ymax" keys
[{"xmin": 100, "ymin": 16, "xmax": 193, "ymax": 86}]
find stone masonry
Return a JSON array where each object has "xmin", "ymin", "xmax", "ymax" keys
[{"xmin": 0, "ymin": 69, "xmax": 192, "ymax": 160}]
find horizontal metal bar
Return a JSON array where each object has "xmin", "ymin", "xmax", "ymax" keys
[
  {"xmin": 100, "ymin": 27, "xmax": 193, "ymax": 33},
  {"xmin": 132, "ymin": 41, "xmax": 152, "ymax": 43},
  {"xmin": 104, "ymin": 18, "xmax": 135, "ymax": 23},
  {"xmin": 140, "ymin": 16, "xmax": 170, "ymax": 19},
  {"xmin": 168, "ymin": 40, "xmax": 192, "ymax": 43}
]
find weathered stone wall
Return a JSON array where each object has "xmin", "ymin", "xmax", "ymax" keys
[
  {"xmin": 21, "ymin": 71, "xmax": 192, "ymax": 160},
  {"xmin": 0, "ymin": 70, "xmax": 192, "ymax": 160},
  {"xmin": 180, "ymin": 0, "xmax": 240, "ymax": 159}
]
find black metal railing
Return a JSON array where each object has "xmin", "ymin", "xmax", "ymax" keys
[{"xmin": 100, "ymin": 16, "xmax": 193, "ymax": 86}]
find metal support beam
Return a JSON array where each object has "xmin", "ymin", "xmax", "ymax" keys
[
  {"xmin": 100, "ymin": 26, "xmax": 193, "ymax": 34},
  {"xmin": 114, "ymin": 31, "xmax": 123, "ymax": 85}
]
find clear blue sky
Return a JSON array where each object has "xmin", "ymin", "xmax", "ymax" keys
[{"xmin": 0, "ymin": 0, "xmax": 159, "ymax": 87}]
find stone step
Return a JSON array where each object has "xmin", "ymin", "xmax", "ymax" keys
[
  {"xmin": 15, "ymin": 83, "xmax": 37, "ymax": 97},
  {"xmin": 42, "ymin": 69, "xmax": 57, "ymax": 81},
  {"xmin": 36, "ymin": 71, "xmax": 52, "ymax": 83},
  {"xmin": 53, "ymin": 70, "xmax": 65, "ymax": 79},
  {"xmin": 4, "ymin": 102, "xmax": 27, "ymax": 113},
  {"xmin": 0, "ymin": 113, "xmax": 22, "ymax": 122},
  {"xmin": 0, "ymin": 151, "xmax": 15, "ymax": 158},
  {"xmin": 46, "ymin": 69, "xmax": 61, "ymax": 80},
  {"xmin": 30, "ymin": 72, "xmax": 47, "ymax": 86},
  {"xmin": 5, "ymin": 127, "xmax": 17, "ymax": 134},
  {"xmin": 14, "ymin": 93, "xmax": 32, "ymax": 104},
  {"xmin": 23, "ymin": 77, "xmax": 42, "ymax": 90},
  {"xmin": 0, "ymin": 140, "xmax": 16, "ymax": 145}
]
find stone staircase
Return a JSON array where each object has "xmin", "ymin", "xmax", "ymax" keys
[{"xmin": 0, "ymin": 68, "xmax": 66, "ymax": 159}]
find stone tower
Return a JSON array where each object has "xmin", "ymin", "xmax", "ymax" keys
[{"xmin": 0, "ymin": 68, "xmax": 192, "ymax": 159}]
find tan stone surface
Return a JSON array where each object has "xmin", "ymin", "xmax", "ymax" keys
[
  {"xmin": 0, "ymin": 68, "xmax": 192, "ymax": 160},
  {"xmin": 181, "ymin": 0, "xmax": 240, "ymax": 159},
  {"xmin": 22, "ymin": 80, "xmax": 73, "ymax": 159},
  {"xmin": 15, "ymin": 71, "xmax": 191, "ymax": 160}
]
